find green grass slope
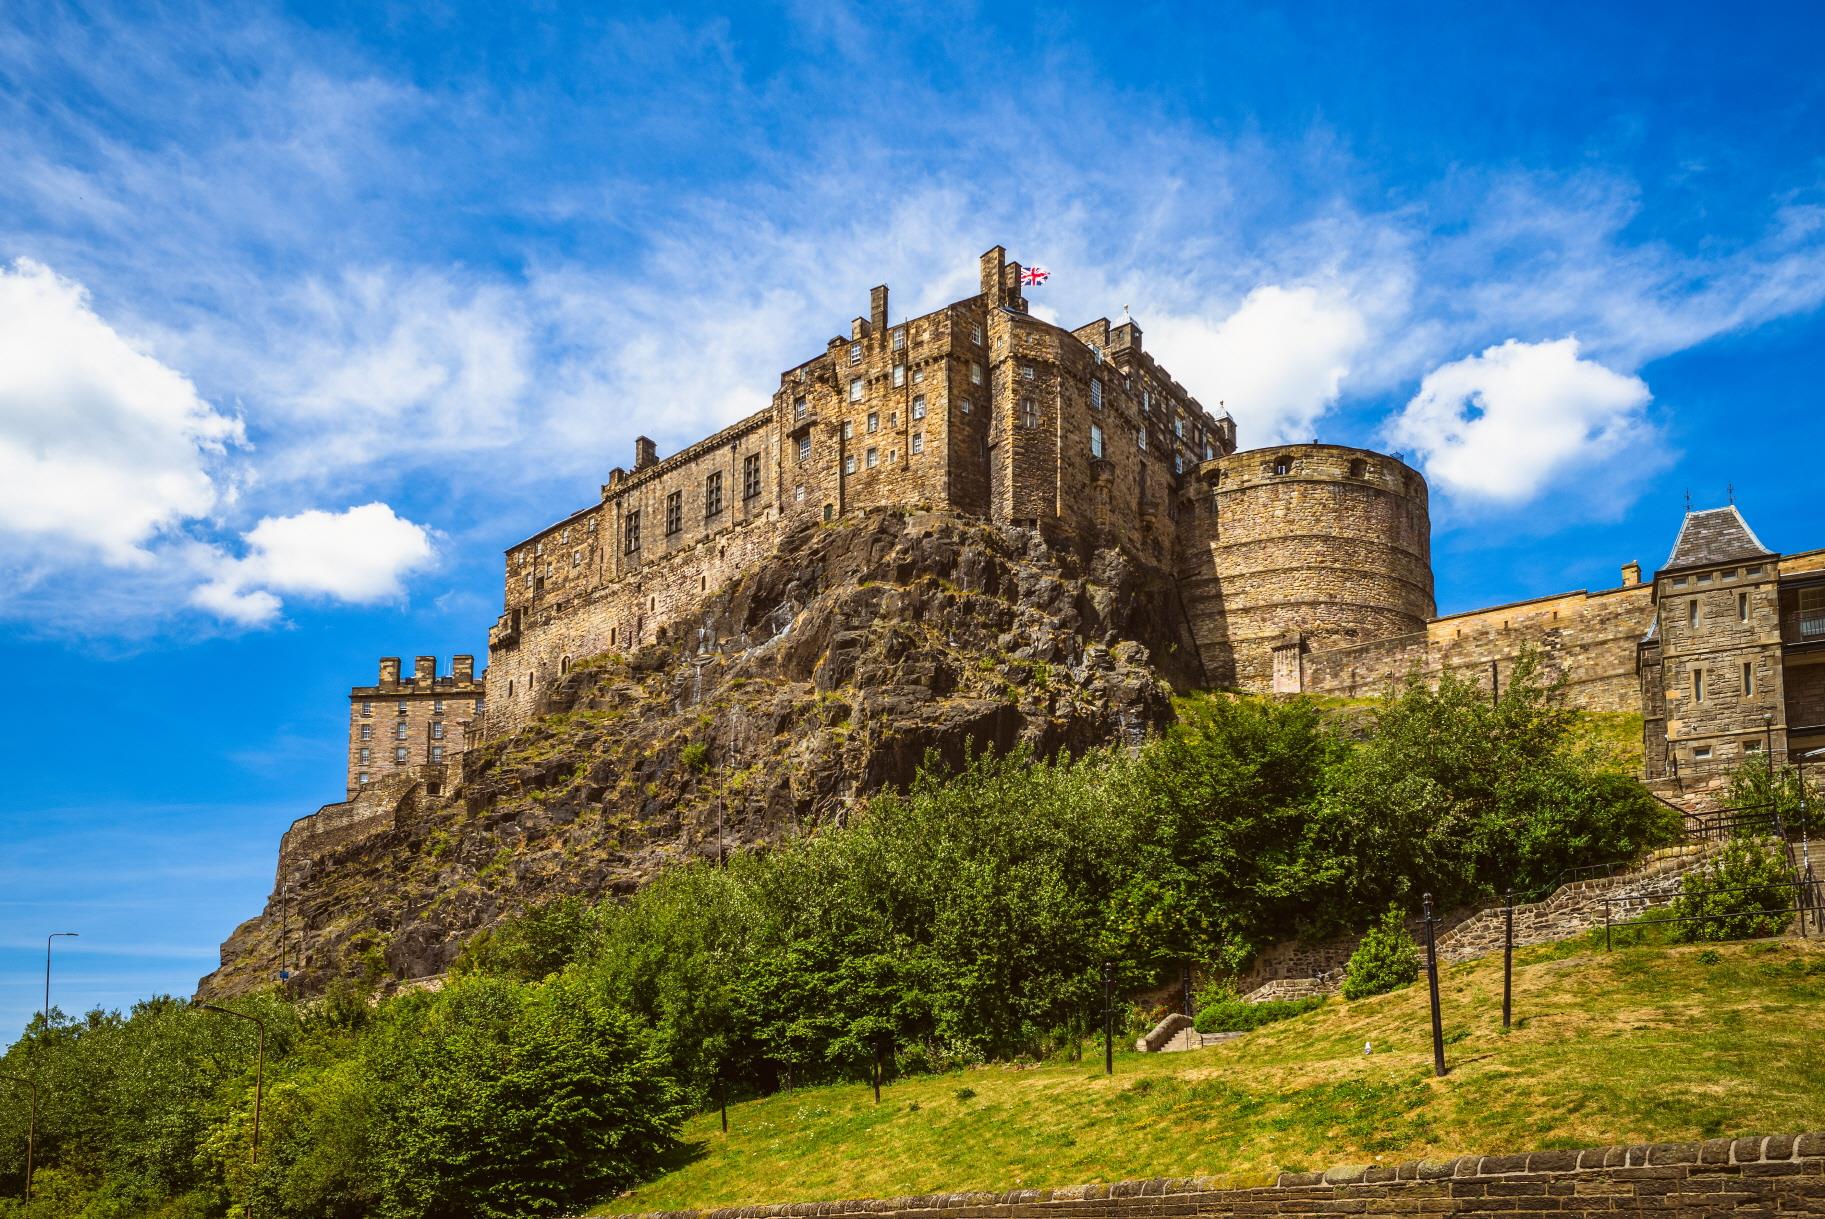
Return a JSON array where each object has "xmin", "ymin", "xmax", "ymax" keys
[{"xmin": 601, "ymin": 934, "xmax": 1824, "ymax": 1213}]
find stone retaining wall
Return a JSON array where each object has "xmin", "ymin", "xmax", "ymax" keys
[{"xmin": 625, "ymin": 1132, "xmax": 1825, "ymax": 1219}]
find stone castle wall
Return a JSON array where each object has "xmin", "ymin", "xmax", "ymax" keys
[
  {"xmin": 625, "ymin": 1133, "xmax": 1825, "ymax": 1219},
  {"xmin": 1183, "ymin": 444, "xmax": 1434, "ymax": 690}
]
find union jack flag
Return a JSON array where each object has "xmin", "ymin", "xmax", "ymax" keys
[{"xmin": 1021, "ymin": 265, "xmax": 1050, "ymax": 286}]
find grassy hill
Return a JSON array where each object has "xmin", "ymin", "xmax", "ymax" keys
[{"xmin": 600, "ymin": 933, "xmax": 1824, "ymax": 1213}]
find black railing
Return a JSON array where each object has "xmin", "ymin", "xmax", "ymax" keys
[{"xmin": 1601, "ymin": 877, "xmax": 1820, "ymax": 948}]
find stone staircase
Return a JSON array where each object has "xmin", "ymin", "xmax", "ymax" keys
[
  {"xmin": 1237, "ymin": 841, "xmax": 1725, "ymax": 1004},
  {"xmin": 1133, "ymin": 1012, "xmax": 1243, "ymax": 1053}
]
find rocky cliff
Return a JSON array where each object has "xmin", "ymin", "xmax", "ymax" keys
[{"xmin": 199, "ymin": 509, "xmax": 1199, "ymax": 999}]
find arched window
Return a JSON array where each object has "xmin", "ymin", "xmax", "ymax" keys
[
  {"xmin": 561, "ymin": 655, "xmax": 572, "ymax": 675},
  {"xmin": 1273, "ymin": 458, "xmax": 1292, "ymax": 476}
]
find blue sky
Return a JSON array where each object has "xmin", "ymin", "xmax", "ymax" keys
[{"xmin": 3, "ymin": 2, "xmax": 1823, "ymax": 1040}]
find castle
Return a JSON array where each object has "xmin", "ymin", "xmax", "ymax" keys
[{"xmin": 344, "ymin": 246, "xmax": 1825, "ymax": 801}]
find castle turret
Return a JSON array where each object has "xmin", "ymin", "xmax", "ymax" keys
[{"xmin": 1185, "ymin": 443, "xmax": 1434, "ymax": 690}]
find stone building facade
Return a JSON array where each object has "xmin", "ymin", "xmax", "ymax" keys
[{"xmin": 345, "ymin": 655, "xmax": 484, "ymax": 798}]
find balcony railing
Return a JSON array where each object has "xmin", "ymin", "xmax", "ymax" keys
[{"xmin": 1788, "ymin": 609, "xmax": 1825, "ymax": 643}]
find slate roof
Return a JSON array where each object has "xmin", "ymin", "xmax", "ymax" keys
[{"xmin": 1661, "ymin": 506, "xmax": 1775, "ymax": 573}]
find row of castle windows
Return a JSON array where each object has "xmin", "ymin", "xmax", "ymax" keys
[
  {"xmin": 1684, "ymin": 593, "xmax": 1753, "ymax": 629},
  {"xmin": 358, "ymin": 720, "xmax": 450, "ymax": 741},
  {"xmin": 1670, "ymin": 565, "xmax": 1764, "ymax": 588},
  {"xmin": 358, "ymin": 697, "xmax": 455, "ymax": 718},
  {"xmin": 1687, "ymin": 660, "xmax": 1762, "ymax": 703},
  {"xmin": 622, "ymin": 456, "xmax": 765, "ymax": 553}
]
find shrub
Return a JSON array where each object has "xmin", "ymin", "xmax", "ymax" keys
[
  {"xmin": 1341, "ymin": 907, "xmax": 1421, "ymax": 1000},
  {"xmin": 1193, "ymin": 996, "xmax": 1324, "ymax": 1034},
  {"xmin": 1671, "ymin": 835, "xmax": 1795, "ymax": 943}
]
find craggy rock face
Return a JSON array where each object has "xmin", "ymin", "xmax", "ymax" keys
[{"xmin": 199, "ymin": 509, "xmax": 1191, "ymax": 1000}]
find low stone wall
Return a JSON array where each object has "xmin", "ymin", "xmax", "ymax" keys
[{"xmin": 627, "ymin": 1133, "xmax": 1825, "ymax": 1219}]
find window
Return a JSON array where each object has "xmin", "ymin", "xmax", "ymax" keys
[
  {"xmin": 360, "ymin": 701, "xmax": 372, "ymax": 718},
  {"xmin": 1020, "ymin": 364, "xmax": 1035, "ymax": 381},
  {"xmin": 1688, "ymin": 600, "xmax": 1699, "ymax": 629},
  {"xmin": 1672, "ymin": 576, "xmax": 1687, "ymax": 587},
  {"xmin": 1021, "ymin": 398, "xmax": 1038, "ymax": 429},
  {"xmin": 359, "ymin": 747, "xmax": 370, "ymax": 763},
  {"xmin": 794, "ymin": 396, "xmax": 808, "ymax": 419},
  {"xmin": 892, "ymin": 328, "xmax": 905, "ymax": 350},
  {"xmin": 1090, "ymin": 378, "xmax": 1102, "ymax": 410},
  {"xmin": 892, "ymin": 365, "xmax": 905, "ymax": 387},
  {"xmin": 359, "ymin": 723, "xmax": 372, "ymax": 741},
  {"xmin": 1745, "ymin": 738, "xmax": 1764, "ymax": 754},
  {"xmin": 665, "ymin": 491, "xmax": 683, "ymax": 535},
  {"xmin": 1142, "ymin": 389, "xmax": 1151, "ymax": 413},
  {"xmin": 1090, "ymin": 424, "xmax": 1104, "ymax": 458},
  {"xmin": 395, "ymin": 746, "xmax": 409, "ymax": 763},
  {"xmin": 1349, "ymin": 458, "xmax": 1367, "ymax": 478},
  {"xmin": 358, "ymin": 772, "xmax": 370, "ymax": 785},
  {"xmin": 1742, "ymin": 661, "xmax": 1755, "ymax": 697},
  {"xmin": 1693, "ymin": 745, "xmax": 1713, "ymax": 761},
  {"xmin": 849, "ymin": 378, "xmax": 863, "ymax": 402},
  {"xmin": 525, "ymin": 571, "xmax": 534, "ymax": 589},
  {"xmin": 794, "ymin": 484, "xmax": 806, "ymax": 502},
  {"xmin": 705, "ymin": 471, "xmax": 724, "ymax": 517},
  {"xmin": 1174, "ymin": 453, "xmax": 1184, "ymax": 474},
  {"xmin": 844, "ymin": 455, "xmax": 857, "ymax": 474},
  {"xmin": 433, "ymin": 698, "xmax": 444, "ymax": 713},
  {"xmin": 743, "ymin": 453, "xmax": 762, "ymax": 499},
  {"xmin": 571, "ymin": 548, "xmax": 582, "ymax": 567},
  {"xmin": 1746, "ymin": 564, "xmax": 1764, "ymax": 576},
  {"xmin": 912, "ymin": 366, "xmax": 924, "ymax": 384},
  {"xmin": 1738, "ymin": 591, "xmax": 1749, "ymax": 622},
  {"xmin": 971, "ymin": 323, "xmax": 983, "ymax": 345},
  {"xmin": 432, "ymin": 721, "xmax": 445, "ymax": 740},
  {"xmin": 958, "ymin": 397, "xmax": 970, "ymax": 415},
  {"xmin": 1174, "ymin": 417, "xmax": 1184, "ymax": 438},
  {"xmin": 823, "ymin": 503, "xmax": 835, "ymax": 521},
  {"xmin": 970, "ymin": 362, "xmax": 983, "ymax": 385},
  {"xmin": 912, "ymin": 395, "xmax": 926, "ymax": 420},
  {"xmin": 842, "ymin": 420, "xmax": 853, "ymax": 440},
  {"xmin": 1273, "ymin": 458, "xmax": 1291, "ymax": 475},
  {"xmin": 431, "ymin": 745, "xmax": 445, "ymax": 762},
  {"xmin": 396, "ymin": 698, "xmax": 407, "ymax": 715},
  {"xmin": 867, "ymin": 411, "xmax": 879, "ymax": 434},
  {"xmin": 911, "ymin": 432, "xmax": 924, "ymax": 455},
  {"xmin": 1137, "ymin": 427, "xmax": 1147, "ymax": 450},
  {"xmin": 395, "ymin": 721, "xmax": 409, "ymax": 740},
  {"xmin": 1697, "ymin": 572, "xmax": 1712, "ymax": 584},
  {"xmin": 1692, "ymin": 669, "xmax": 1705, "ymax": 703},
  {"xmin": 624, "ymin": 509, "xmax": 641, "ymax": 552},
  {"xmin": 865, "ymin": 447, "xmax": 879, "ymax": 469},
  {"xmin": 797, "ymin": 435, "xmax": 812, "ymax": 463},
  {"xmin": 848, "ymin": 342, "xmax": 862, "ymax": 366}
]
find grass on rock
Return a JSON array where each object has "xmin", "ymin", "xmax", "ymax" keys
[{"xmin": 599, "ymin": 934, "xmax": 1825, "ymax": 1212}]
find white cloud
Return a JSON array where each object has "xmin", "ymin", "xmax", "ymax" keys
[
  {"xmin": 0, "ymin": 259, "xmax": 243, "ymax": 564},
  {"xmin": 192, "ymin": 503, "xmax": 437, "ymax": 625},
  {"xmin": 1384, "ymin": 337, "xmax": 1660, "ymax": 508},
  {"xmin": 1147, "ymin": 284, "xmax": 1371, "ymax": 445}
]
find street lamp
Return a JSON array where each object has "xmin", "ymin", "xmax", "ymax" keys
[
  {"xmin": 0, "ymin": 1074, "xmax": 38, "ymax": 1203},
  {"xmin": 1797, "ymin": 748, "xmax": 1825, "ymax": 917},
  {"xmin": 196, "ymin": 1004, "xmax": 269, "ymax": 1186},
  {"xmin": 44, "ymin": 932, "xmax": 78, "ymax": 1030}
]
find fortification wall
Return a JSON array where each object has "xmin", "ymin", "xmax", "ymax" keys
[
  {"xmin": 275, "ymin": 773, "xmax": 417, "ymax": 882},
  {"xmin": 1184, "ymin": 444, "xmax": 1433, "ymax": 690},
  {"xmin": 625, "ymin": 1134, "xmax": 1825, "ymax": 1219}
]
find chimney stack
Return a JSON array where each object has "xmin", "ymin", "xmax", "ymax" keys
[
  {"xmin": 453, "ymin": 654, "xmax": 475, "ymax": 683},
  {"xmin": 379, "ymin": 657, "xmax": 401, "ymax": 688},
  {"xmin": 1621, "ymin": 561, "xmax": 1642, "ymax": 588},
  {"xmin": 980, "ymin": 246, "xmax": 1007, "ymax": 307},
  {"xmin": 870, "ymin": 284, "xmax": 889, "ymax": 335},
  {"xmin": 414, "ymin": 655, "xmax": 437, "ymax": 683},
  {"xmin": 634, "ymin": 436, "xmax": 657, "ymax": 470}
]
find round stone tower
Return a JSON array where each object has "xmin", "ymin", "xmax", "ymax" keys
[{"xmin": 1189, "ymin": 443, "xmax": 1434, "ymax": 691}]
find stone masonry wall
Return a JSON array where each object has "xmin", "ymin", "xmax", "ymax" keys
[{"xmin": 627, "ymin": 1132, "xmax": 1825, "ymax": 1219}]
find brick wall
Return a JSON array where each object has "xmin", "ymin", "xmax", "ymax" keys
[{"xmin": 627, "ymin": 1133, "xmax": 1825, "ymax": 1219}]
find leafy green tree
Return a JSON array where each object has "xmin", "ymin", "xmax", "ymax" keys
[
  {"xmin": 1341, "ymin": 907, "xmax": 1421, "ymax": 1000},
  {"xmin": 1670, "ymin": 835, "xmax": 1796, "ymax": 942}
]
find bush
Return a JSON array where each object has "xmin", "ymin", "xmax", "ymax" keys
[
  {"xmin": 1671, "ymin": 835, "xmax": 1796, "ymax": 943},
  {"xmin": 1341, "ymin": 907, "xmax": 1421, "ymax": 1000},
  {"xmin": 1193, "ymin": 995, "xmax": 1324, "ymax": 1033}
]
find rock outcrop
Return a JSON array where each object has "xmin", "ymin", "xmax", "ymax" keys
[{"xmin": 199, "ymin": 509, "xmax": 1196, "ymax": 999}]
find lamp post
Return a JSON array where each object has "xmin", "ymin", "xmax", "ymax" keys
[
  {"xmin": 1798, "ymin": 748, "xmax": 1825, "ymax": 926},
  {"xmin": 197, "ymin": 1004, "xmax": 269, "ymax": 1194},
  {"xmin": 44, "ymin": 932, "xmax": 78, "ymax": 1030},
  {"xmin": 1102, "ymin": 960, "xmax": 1115, "ymax": 1076},
  {"xmin": 1423, "ymin": 894, "xmax": 1446, "ymax": 1078},
  {"xmin": 0, "ymin": 1074, "xmax": 37, "ymax": 1203},
  {"xmin": 1764, "ymin": 713, "xmax": 1776, "ymax": 782}
]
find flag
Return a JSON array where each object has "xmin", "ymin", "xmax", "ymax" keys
[{"xmin": 1021, "ymin": 265, "xmax": 1050, "ymax": 286}]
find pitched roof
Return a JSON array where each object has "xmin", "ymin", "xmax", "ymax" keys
[{"xmin": 1661, "ymin": 506, "xmax": 1775, "ymax": 572}]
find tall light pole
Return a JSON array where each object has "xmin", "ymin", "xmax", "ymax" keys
[
  {"xmin": 1798, "ymin": 748, "xmax": 1825, "ymax": 922},
  {"xmin": 197, "ymin": 1002, "xmax": 269, "ymax": 1206},
  {"xmin": 0, "ymin": 1074, "xmax": 38, "ymax": 1203},
  {"xmin": 44, "ymin": 932, "xmax": 78, "ymax": 1030}
]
